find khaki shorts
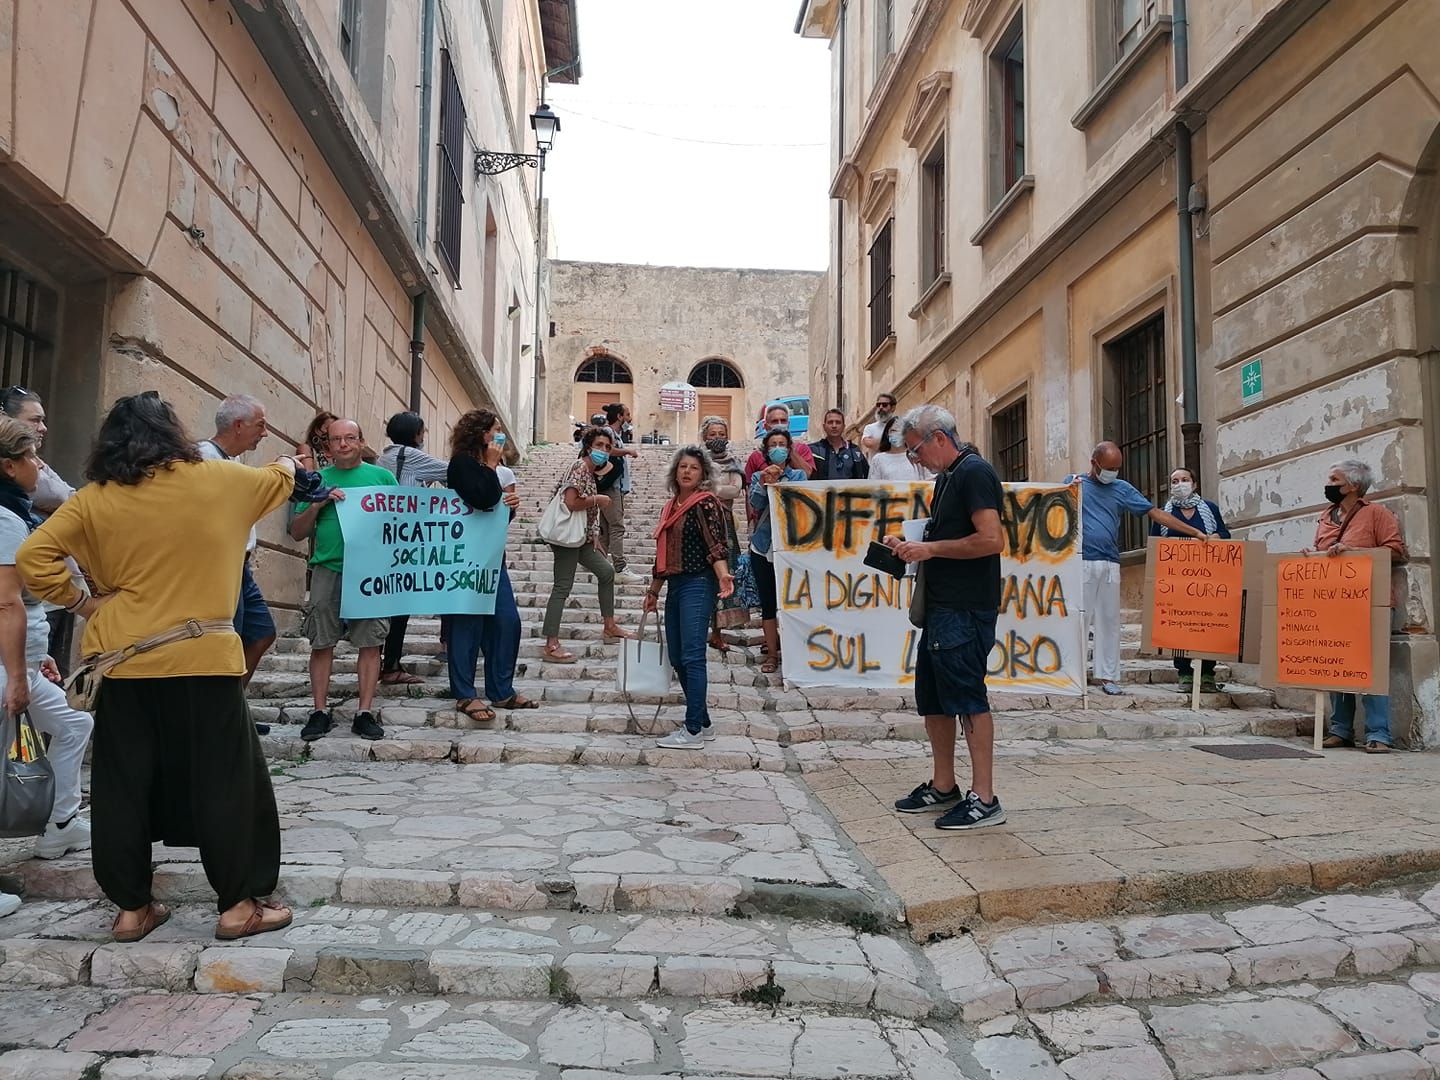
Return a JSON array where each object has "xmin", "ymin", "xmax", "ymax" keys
[{"xmin": 304, "ymin": 566, "xmax": 390, "ymax": 650}]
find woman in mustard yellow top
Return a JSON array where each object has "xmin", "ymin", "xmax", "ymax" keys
[{"xmin": 18, "ymin": 392, "xmax": 298, "ymax": 943}]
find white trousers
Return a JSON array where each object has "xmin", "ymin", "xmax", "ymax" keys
[
  {"xmin": 1083, "ymin": 559, "xmax": 1122, "ymax": 683},
  {"xmin": 0, "ymin": 668, "xmax": 93, "ymax": 823}
]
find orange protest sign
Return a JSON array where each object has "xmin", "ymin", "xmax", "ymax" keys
[
  {"xmin": 1262, "ymin": 550, "xmax": 1390, "ymax": 693},
  {"xmin": 1146, "ymin": 538, "xmax": 1248, "ymax": 658}
]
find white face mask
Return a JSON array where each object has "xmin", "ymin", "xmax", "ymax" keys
[
  {"xmin": 1096, "ymin": 468, "xmax": 1120, "ymax": 485},
  {"xmin": 1171, "ymin": 481, "xmax": 1194, "ymax": 500}
]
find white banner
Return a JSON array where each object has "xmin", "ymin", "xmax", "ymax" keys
[{"xmin": 769, "ymin": 479, "xmax": 1085, "ymax": 695}]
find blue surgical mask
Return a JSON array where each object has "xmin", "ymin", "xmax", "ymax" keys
[
  {"xmin": 767, "ymin": 446, "xmax": 789, "ymax": 465},
  {"xmin": 887, "ymin": 430, "xmax": 905, "ymax": 449},
  {"xmin": 589, "ymin": 449, "xmax": 610, "ymax": 467},
  {"xmin": 1096, "ymin": 468, "xmax": 1120, "ymax": 485}
]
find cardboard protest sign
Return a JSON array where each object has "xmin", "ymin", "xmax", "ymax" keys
[
  {"xmin": 1260, "ymin": 548, "xmax": 1391, "ymax": 694},
  {"xmin": 1141, "ymin": 537, "xmax": 1265, "ymax": 663},
  {"xmin": 335, "ymin": 486, "xmax": 509, "ymax": 618},
  {"xmin": 768, "ymin": 478, "xmax": 1084, "ymax": 694}
]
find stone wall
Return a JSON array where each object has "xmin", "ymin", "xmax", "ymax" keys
[
  {"xmin": 1202, "ymin": 0, "xmax": 1440, "ymax": 744},
  {"xmin": 545, "ymin": 261, "xmax": 823, "ymax": 445},
  {"xmin": 0, "ymin": 0, "xmax": 562, "ymax": 628}
]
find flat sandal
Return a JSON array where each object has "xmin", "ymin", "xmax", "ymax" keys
[
  {"xmin": 215, "ymin": 898, "xmax": 292, "ymax": 941},
  {"xmin": 113, "ymin": 902, "xmax": 170, "ymax": 943}
]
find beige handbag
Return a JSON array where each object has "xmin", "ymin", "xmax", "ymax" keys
[{"xmin": 64, "ymin": 619, "xmax": 237, "ymax": 711}]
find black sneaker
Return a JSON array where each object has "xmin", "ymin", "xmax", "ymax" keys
[
  {"xmin": 300, "ymin": 710, "xmax": 332, "ymax": 742},
  {"xmin": 352, "ymin": 711, "xmax": 384, "ymax": 741},
  {"xmin": 254, "ymin": 723, "xmax": 271, "ymax": 736},
  {"xmin": 894, "ymin": 782, "xmax": 962, "ymax": 814},
  {"xmin": 936, "ymin": 792, "xmax": 1007, "ymax": 831}
]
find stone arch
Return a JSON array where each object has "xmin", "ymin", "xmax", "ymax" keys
[
  {"xmin": 687, "ymin": 357, "xmax": 744, "ymax": 388},
  {"xmin": 570, "ymin": 349, "xmax": 633, "ymax": 429}
]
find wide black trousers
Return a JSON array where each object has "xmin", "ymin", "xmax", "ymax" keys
[{"xmin": 91, "ymin": 675, "xmax": 281, "ymax": 913}]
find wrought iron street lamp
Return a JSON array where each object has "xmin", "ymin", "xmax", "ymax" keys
[{"xmin": 473, "ymin": 104, "xmax": 561, "ymax": 443}]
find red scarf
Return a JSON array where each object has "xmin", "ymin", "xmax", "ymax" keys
[{"xmin": 653, "ymin": 490, "xmax": 718, "ymax": 576}]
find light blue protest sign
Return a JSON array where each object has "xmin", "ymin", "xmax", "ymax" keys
[{"xmin": 334, "ymin": 486, "xmax": 508, "ymax": 618}]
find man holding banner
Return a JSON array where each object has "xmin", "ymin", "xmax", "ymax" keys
[
  {"xmin": 886, "ymin": 405, "xmax": 1008, "ymax": 832},
  {"xmin": 289, "ymin": 419, "xmax": 397, "ymax": 743}
]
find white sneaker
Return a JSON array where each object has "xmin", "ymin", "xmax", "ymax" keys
[
  {"xmin": 701, "ymin": 726, "xmax": 717, "ymax": 741},
  {"xmin": 35, "ymin": 816, "xmax": 92, "ymax": 860},
  {"xmin": 0, "ymin": 893, "xmax": 19, "ymax": 918},
  {"xmin": 615, "ymin": 571, "xmax": 646, "ymax": 585},
  {"xmin": 655, "ymin": 729, "xmax": 705, "ymax": 750}
]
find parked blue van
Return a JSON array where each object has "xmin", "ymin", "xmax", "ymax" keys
[{"xmin": 754, "ymin": 395, "xmax": 810, "ymax": 439}]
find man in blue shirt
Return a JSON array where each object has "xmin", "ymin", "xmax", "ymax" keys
[{"xmin": 1074, "ymin": 441, "xmax": 1208, "ymax": 695}]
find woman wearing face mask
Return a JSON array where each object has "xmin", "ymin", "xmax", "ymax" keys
[
  {"xmin": 1150, "ymin": 467, "xmax": 1231, "ymax": 694},
  {"xmin": 748, "ymin": 429, "xmax": 807, "ymax": 674},
  {"xmin": 540, "ymin": 427, "xmax": 633, "ymax": 663},
  {"xmin": 1307, "ymin": 459, "xmax": 1407, "ymax": 753},
  {"xmin": 867, "ymin": 415, "xmax": 934, "ymax": 482},
  {"xmin": 700, "ymin": 417, "xmax": 747, "ymax": 651}
]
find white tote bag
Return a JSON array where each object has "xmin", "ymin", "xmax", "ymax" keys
[
  {"xmin": 617, "ymin": 611, "xmax": 671, "ymax": 697},
  {"xmin": 537, "ymin": 488, "xmax": 587, "ymax": 548}
]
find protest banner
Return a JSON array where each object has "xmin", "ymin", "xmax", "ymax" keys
[
  {"xmin": 1261, "ymin": 548, "xmax": 1391, "ymax": 694},
  {"xmin": 1141, "ymin": 537, "xmax": 1264, "ymax": 664},
  {"xmin": 334, "ymin": 486, "xmax": 509, "ymax": 618},
  {"xmin": 768, "ymin": 478, "xmax": 1085, "ymax": 695}
]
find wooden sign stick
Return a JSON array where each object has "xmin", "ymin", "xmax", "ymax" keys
[
  {"xmin": 1192, "ymin": 669, "xmax": 1202, "ymax": 711},
  {"xmin": 1313, "ymin": 691, "xmax": 1325, "ymax": 752}
]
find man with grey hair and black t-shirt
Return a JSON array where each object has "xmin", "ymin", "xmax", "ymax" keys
[{"xmin": 884, "ymin": 404, "xmax": 1008, "ymax": 830}]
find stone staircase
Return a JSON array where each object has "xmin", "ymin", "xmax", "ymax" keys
[{"xmin": 244, "ymin": 440, "xmax": 1307, "ymax": 765}]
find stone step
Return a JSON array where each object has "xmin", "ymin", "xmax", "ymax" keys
[
  {"xmin": 0, "ymin": 900, "xmax": 938, "ymax": 1020},
  {"xmin": 1, "ymin": 760, "xmax": 876, "ymax": 920}
]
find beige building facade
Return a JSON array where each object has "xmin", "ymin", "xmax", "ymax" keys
[
  {"xmin": 0, "ymin": 0, "xmax": 578, "ymax": 627},
  {"xmin": 545, "ymin": 260, "xmax": 822, "ymax": 446},
  {"xmin": 799, "ymin": 0, "xmax": 1440, "ymax": 745}
]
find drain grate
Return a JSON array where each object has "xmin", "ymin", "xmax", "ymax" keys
[{"xmin": 1194, "ymin": 743, "xmax": 1321, "ymax": 761}]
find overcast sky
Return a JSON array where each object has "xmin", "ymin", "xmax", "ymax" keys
[{"xmin": 543, "ymin": 0, "xmax": 832, "ymax": 271}]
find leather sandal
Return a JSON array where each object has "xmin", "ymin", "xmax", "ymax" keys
[
  {"xmin": 457, "ymin": 699, "xmax": 496, "ymax": 722},
  {"xmin": 113, "ymin": 902, "xmax": 171, "ymax": 943},
  {"xmin": 380, "ymin": 669, "xmax": 424, "ymax": 685},
  {"xmin": 542, "ymin": 644, "xmax": 576, "ymax": 664},
  {"xmin": 1322, "ymin": 735, "xmax": 1354, "ymax": 749},
  {"xmin": 215, "ymin": 898, "xmax": 293, "ymax": 941},
  {"xmin": 1365, "ymin": 741, "xmax": 1391, "ymax": 754},
  {"xmin": 494, "ymin": 695, "xmax": 539, "ymax": 710},
  {"xmin": 761, "ymin": 656, "xmax": 780, "ymax": 674}
]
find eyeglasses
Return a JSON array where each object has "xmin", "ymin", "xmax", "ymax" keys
[
  {"xmin": 328, "ymin": 434, "xmax": 361, "ymax": 444},
  {"xmin": 905, "ymin": 432, "xmax": 929, "ymax": 462}
]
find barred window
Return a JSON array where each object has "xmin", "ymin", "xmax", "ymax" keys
[
  {"xmin": 576, "ymin": 356, "xmax": 633, "ymax": 384},
  {"xmin": 991, "ymin": 397, "xmax": 1029, "ymax": 482},
  {"xmin": 688, "ymin": 360, "xmax": 744, "ymax": 388},
  {"xmin": 921, "ymin": 141, "xmax": 946, "ymax": 285},
  {"xmin": 436, "ymin": 49, "xmax": 466, "ymax": 283}
]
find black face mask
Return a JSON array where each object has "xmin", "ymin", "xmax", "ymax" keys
[
  {"xmin": 1324, "ymin": 484, "xmax": 1345, "ymax": 505},
  {"xmin": 705, "ymin": 438, "xmax": 728, "ymax": 455}
]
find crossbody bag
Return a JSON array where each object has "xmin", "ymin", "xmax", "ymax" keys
[{"xmin": 64, "ymin": 618, "xmax": 238, "ymax": 711}]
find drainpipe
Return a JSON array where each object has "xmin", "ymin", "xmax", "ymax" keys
[
  {"xmin": 1173, "ymin": 0, "xmax": 1202, "ymax": 483},
  {"xmin": 409, "ymin": 291, "xmax": 427, "ymax": 412}
]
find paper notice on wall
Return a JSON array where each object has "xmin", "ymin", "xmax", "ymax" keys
[{"xmin": 768, "ymin": 479, "xmax": 1085, "ymax": 695}]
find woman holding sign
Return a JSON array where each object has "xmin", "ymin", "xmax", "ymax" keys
[
  {"xmin": 446, "ymin": 411, "xmax": 534, "ymax": 719},
  {"xmin": 644, "ymin": 446, "xmax": 735, "ymax": 749},
  {"xmin": 1150, "ymin": 466, "xmax": 1231, "ymax": 694},
  {"xmin": 1309, "ymin": 459, "xmax": 1407, "ymax": 753},
  {"xmin": 748, "ymin": 429, "xmax": 808, "ymax": 675}
]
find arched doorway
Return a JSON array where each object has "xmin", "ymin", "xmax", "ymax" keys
[
  {"xmin": 571, "ymin": 351, "xmax": 633, "ymax": 428},
  {"xmin": 687, "ymin": 357, "xmax": 745, "ymax": 436}
]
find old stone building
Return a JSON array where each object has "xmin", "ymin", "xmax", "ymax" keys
[
  {"xmin": 798, "ymin": 0, "xmax": 1440, "ymax": 744},
  {"xmin": 0, "ymin": 0, "xmax": 579, "ymax": 626},
  {"xmin": 545, "ymin": 261, "xmax": 822, "ymax": 445}
]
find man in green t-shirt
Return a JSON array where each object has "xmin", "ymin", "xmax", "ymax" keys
[{"xmin": 289, "ymin": 418, "xmax": 397, "ymax": 743}]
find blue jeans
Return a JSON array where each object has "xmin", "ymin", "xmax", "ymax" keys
[
  {"xmin": 664, "ymin": 571, "xmax": 718, "ymax": 734},
  {"xmin": 1329, "ymin": 693, "xmax": 1392, "ymax": 747},
  {"xmin": 448, "ymin": 565, "xmax": 521, "ymax": 702}
]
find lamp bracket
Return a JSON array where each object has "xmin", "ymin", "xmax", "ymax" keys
[{"xmin": 474, "ymin": 150, "xmax": 541, "ymax": 178}]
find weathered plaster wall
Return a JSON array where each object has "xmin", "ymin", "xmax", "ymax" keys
[
  {"xmin": 545, "ymin": 261, "xmax": 823, "ymax": 445},
  {"xmin": 0, "ymin": 0, "xmax": 555, "ymax": 626},
  {"xmin": 1206, "ymin": 0, "xmax": 1440, "ymax": 744}
]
